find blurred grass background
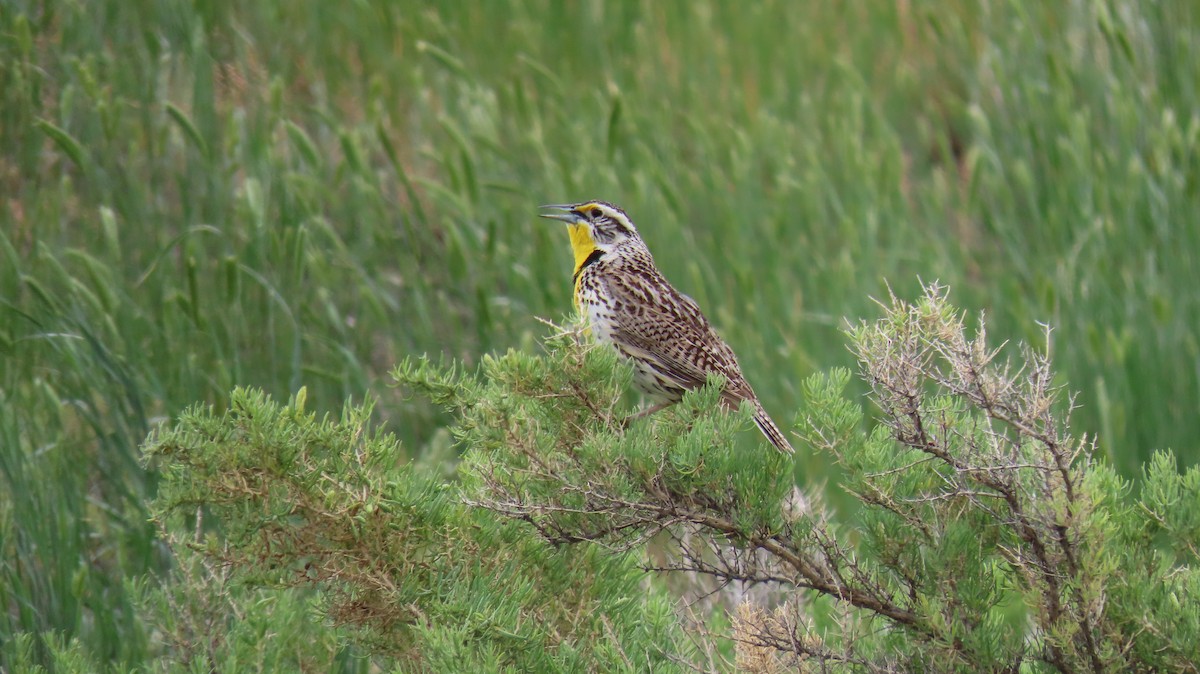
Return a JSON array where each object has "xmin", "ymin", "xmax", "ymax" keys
[{"xmin": 1, "ymin": 0, "xmax": 1197, "ymax": 669}]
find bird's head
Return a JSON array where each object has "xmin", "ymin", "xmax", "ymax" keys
[{"xmin": 540, "ymin": 201, "xmax": 642, "ymax": 275}]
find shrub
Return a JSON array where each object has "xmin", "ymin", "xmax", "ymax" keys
[{"xmin": 142, "ymin": 285, "xmax": 1200, "ymax": 672}]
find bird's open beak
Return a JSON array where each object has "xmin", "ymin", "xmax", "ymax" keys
[{"xmin": 539, "ymin": 204, "xmax": 585, "ymax": 224}]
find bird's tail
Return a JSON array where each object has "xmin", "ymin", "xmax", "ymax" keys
[{"xmin": 752, "ymin": 402, "xmax": 795, "ymax": 455}]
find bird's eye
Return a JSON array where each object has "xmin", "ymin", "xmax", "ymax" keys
[{"xmin": 590, "ymin": 208, "xmax": 603, "ymax": 218}]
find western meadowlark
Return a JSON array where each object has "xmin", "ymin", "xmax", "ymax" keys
[{"xmin": 540, "ymin": 200, "xmax": 795, "ymax": 454}]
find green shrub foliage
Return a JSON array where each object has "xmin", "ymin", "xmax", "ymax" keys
[
  {"xmin": 143, "ymin": 389, "xmax": 689, "ymax": 672},
  {"xmin": 143, "ymin": 285, "xmax": 1200, "ymax": 672}
]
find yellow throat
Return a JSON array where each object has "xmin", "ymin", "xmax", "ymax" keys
[
  {"xmin": 567, "ymin": 223, "xmax": 600, "ymax": 308},
  {"xmin": 568, "ymin": 223, "xmax": 596, "ymax": 272}
]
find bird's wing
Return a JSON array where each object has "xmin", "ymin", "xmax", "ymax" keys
[{"xmin": 604, "ymin": 270, "xmax": 755, "ymax": 402}]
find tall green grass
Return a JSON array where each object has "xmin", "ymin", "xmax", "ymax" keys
[{"xmin": 1, "ymin": 0, "xmax": 1197, "ymax": 669}]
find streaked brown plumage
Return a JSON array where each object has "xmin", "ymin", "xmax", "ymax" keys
[{"xmin": 540, "ymin": 200, "xmax": 794, "ymax": 454}]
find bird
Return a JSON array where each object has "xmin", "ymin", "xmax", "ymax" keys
[{"xmin": 539, "ymin": 200, "xmax": 794, "ymax": 454}]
